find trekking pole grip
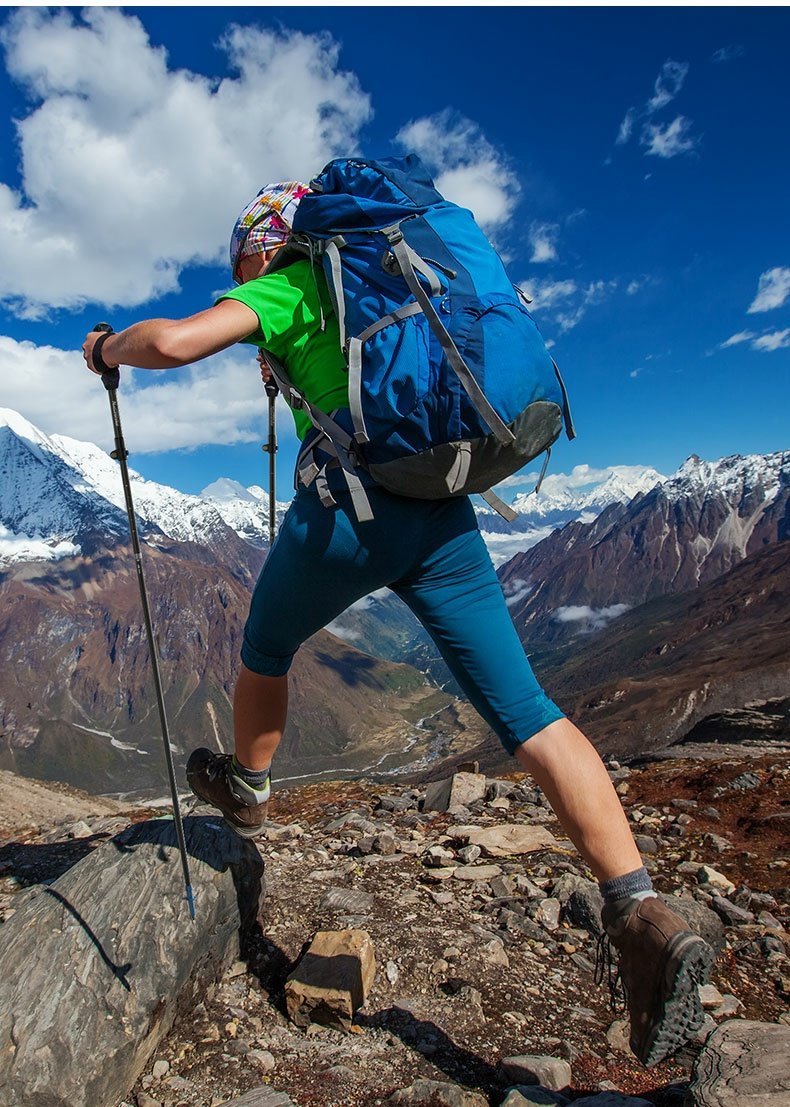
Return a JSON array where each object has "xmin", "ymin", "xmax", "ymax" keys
[{"xmin": 92, "ymin": 322, "xmax": 120, "ymax": 392}]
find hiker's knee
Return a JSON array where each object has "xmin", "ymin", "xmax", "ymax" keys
[
  {"xmin": 498, "ymin": 693, "xmax": 566, "ymax": 757},
  {"xmin": 241, "ymin": 636, "xmax": 296, "ymax": 677}
]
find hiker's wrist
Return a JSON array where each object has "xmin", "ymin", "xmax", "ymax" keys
[{"xmin": 91, "ymin": 331, "xmax": 120, "ymax": 373}]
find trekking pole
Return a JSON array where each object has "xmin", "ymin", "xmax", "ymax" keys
[
  {"xmin": 92, "ymin": 323, "xmax": 196, "ymax": 921},
  {"xmin": 261, "ymin": 377, "xmax": 278, "ymax": 545}
]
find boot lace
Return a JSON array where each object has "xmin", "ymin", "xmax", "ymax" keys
[
  {"xmin": 594, "ymin": 931, "xmax": 627, "ymax": 1014},
  {"xmin": 204, "ymin": 754, "xmax": 233, "ymax": 783}
]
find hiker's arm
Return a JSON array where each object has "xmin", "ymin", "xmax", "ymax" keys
[{"xmin": 83, "ymin": 300, "xmax": 260, "ymax": 373}]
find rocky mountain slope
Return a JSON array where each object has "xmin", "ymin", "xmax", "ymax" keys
[
  {"xmin": 500, "ymin": 452, "xmax": 789, "ymax": 650},
  {"xmin": 1, "ymin": 752, "xmax": 787, "ymax": 1107}
]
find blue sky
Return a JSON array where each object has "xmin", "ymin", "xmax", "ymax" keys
[{"xmin": 0, "ymin": 5, "xmax": 787, "ymax": 502}]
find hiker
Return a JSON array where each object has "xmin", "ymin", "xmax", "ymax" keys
[{"xmin": 82, "ymin": 173, "xmax": 713, "ymax": 1068}]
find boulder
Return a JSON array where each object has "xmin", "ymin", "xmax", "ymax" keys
[
  {"xmin": 0, "ymin": 815, "xmax": 264, "ymax": 1107},
  {"xmin": 500, "ymin": 1055, "xmax": 572, "ymax": 1091},
  {"xmin": 458, "ymin": 824, "xmax": 558, "ymax": 858},
  {"xmin": 386, "ymin": 1079, "xmax": 488, "ymax": 1105},
  {"xmin": 218, "ymin": 1090, "xmax": 296, "ymax": 1106},
  {"xmin": 423, "ymin": 773, "xmax": 487, "ymax": 813},
  {"xmin": 685, "ymin": 1019, "xmax": 790, "ymax": 1105},
  {"xmin": 284, "ymin": 929, "xmax": 376, "ymax": 1031}
]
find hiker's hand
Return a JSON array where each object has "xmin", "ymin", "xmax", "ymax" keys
[
  {"xmin": 257, "ymin": 350, "xmax": 273, "ymax": 384},
  {"xmin": 82, "ymin": 330, "xmax": 117, "ymax": 375}
]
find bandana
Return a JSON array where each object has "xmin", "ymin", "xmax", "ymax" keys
[{"xmin": 229, "ymin": 181, "xmax": 310, "ymax": 281}]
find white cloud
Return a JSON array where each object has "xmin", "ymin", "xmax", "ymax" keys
[
  {"xmin": 554, "ymin": 604, "xmax": 631, "ymax": 632},
  {"xmin": 747, "ymin": 267, "xmax": 790, "ymax": 313},
  {"xmin": 615, "ymin": 60, "xmax": 699, "ymax": 159},
  {"xmin": 503, "ymin": 578, "xmax": 533, "ymax": 608},
  {"xmin": 646, "ymin": 60, "xmax": 689, "ymax": 114},
  {"xmin": 519, "ymin": 278, "xmax": 577, "ymax": 311},
  {"xmin": 529, "ymin": 222, "xmax": 560, "ymax": 263},
  {"xmin": 496, "ymin": 462, "xmax": 659, "ymax": 494},
  {"xmin": 719, "ymin": 330, "xmax": 756, "ymax": 349},
  {"xmin": 520, "ymin": 277, "xmax": 617, "ymax": 333},
  {"xmin": 554, "ymin": 279, "xmax": 618, "ymax": 333},
  {"xmin": 396, "ymin": 110, "xmax": 519, "ymax": 234},
  {"xmin": 325, "ymin": 620, "xmax": 361, "ymax": 642},
  {"xmin": 641, "ymin": 116, "xmax": 699, "ymax": 158},
  {"xmin": 0, "ymin": 334, "xmax": 298, "ymax": 453},
  {"xmin": 0, "ymin": 8, "xmax": 372, "ymax": 315},
  {"xmin": 717, "ymin": 326, "xmax": 790, "ymax": 354},
  {"xmin": 616, "ymin": 108, "xmax": 637, "ymax": 146},
  {"xmin": 712, "ymin": 45, "xmax": 745, "ymax": 64},
  {"xmin": 752, "ymin": 329, "xmax": 790, "ymax": 352}
]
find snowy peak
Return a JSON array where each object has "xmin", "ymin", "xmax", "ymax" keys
[
  {"xmin": 0, "ymin": 417, "xmax": 129, "ymax": 561},
  {"xmin": 0, "ymin": 410, "xmax": 247, "ymax": 564},
  {"xmin": 509, "ymin": 464, "xmax": 666, "ymax": 520},
  {"xmin": 200, "ymin": 478, "xmax": 289, "ymax": 549},
  {"xmin": 667, "ymin": 451, "xmax": 788, "ymax": 501},
  {"xmin": 201, "ymin": 478, "xmax": 261, "ymax": 504}
]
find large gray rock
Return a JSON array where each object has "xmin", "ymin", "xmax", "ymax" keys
[
  {"xmin": 685, "ymin": 1019, "xmax": 790, "ymax": 1106},
  {"xmin": 423, "ymin": 773, "xmax": 487, "ymax": 813},
  {"xmin": 458, "ymin": 824, "xmax": 558, "ymax": 858},
  {"xmin": 0, "ymin": 816, "xmax": 264, "ymax": 1107},
  {"xmin": 284, "ymin": 929, "xmax": 376, "ymax": 1031},
  {"xmin": 218, "ymin": 1091, "xmax": 296, "ymax": 1107},
  {"xmin": 386, "ymin": 1078, "xmax": 488, "ymax": 1105},
  {"xmin": 500, "ymin": 1056, "xmax": 572, "ymax": 1091},
  {"xmin": 565, "ymin": 880, "xmax": 605, "ymax": 937},
  {"xmin": 501, "ymin": 1087, "xmax": 570, "ymax": 1105}
]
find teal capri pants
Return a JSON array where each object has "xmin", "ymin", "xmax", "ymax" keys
[{"xmin": 241, "ymin": 482, "xmax": 564, "ymax": 755}]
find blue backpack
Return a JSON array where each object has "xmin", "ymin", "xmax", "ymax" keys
[{"xmin": 266, "ymin": 155, "xmax": 575, "ymax": 522}]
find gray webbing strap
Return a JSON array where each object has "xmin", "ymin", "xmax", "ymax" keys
[
  {"xmin": 324, "ymin": 237, "xmax": 347, "ymax": 351},
  {"xmin": 535, "ymin": 446, "xmax": 552, "ymax": 495},
  {"xmin": 347, "ymin": 302, "xmax": 425, "ymax": 444},
  {"xmin": 400, "ymin": 242, "xmax": 443, "ymax": 297},
  {"xmin": 314, "ymin": 466, "xmax": 337, "ymax": 510},
  {"xmin": 446, "ymin": 441, "xmax": 472, "ymax": 493},
  {"xmin": 480, "ymin": 488, "xmax": 519, "ymax": 523},
  {"xmin": 387, "ymin": 231, "xmax": 515, "ymax": 446},
  {"xmin": 552, "ymin": 358, "xmax": 576, "ymax": 441}
]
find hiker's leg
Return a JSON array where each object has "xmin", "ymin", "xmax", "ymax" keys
[
  {"xmin": 233, "ymin": 667, "xmax": 288, "ymax": 772},
  {"xmin": 235, "ymin": 484, "xmax": 425, "ymax": 769},
  {"xmin": 393, "ymin": 496, "xmax": 641, "ymax": 882},
  {"xmin": 512, "ymin": 717, "xmax": 642, "ymax": 881}
]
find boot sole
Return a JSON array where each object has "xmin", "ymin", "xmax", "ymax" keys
[{"xmin": 638, "ymin": 932, "xmax": 716, "ymax": 1067}]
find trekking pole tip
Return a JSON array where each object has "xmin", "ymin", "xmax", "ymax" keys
[{"xmin": 186, "ymin": 884, "xmax": 196, "ymax": 921}]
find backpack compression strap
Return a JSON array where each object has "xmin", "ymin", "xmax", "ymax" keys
[{"xmin": 383, "ymin": 225, "xmax": 516, "ymax": 447}]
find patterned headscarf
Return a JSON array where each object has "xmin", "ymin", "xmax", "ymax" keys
[{"xmin": 229, "ymin": 181, "xmax": 310, "ymax": 281}]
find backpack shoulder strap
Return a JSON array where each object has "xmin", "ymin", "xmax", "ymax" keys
[{"xmin": 260, "ymin": 351, "xmax": 374, "ymax": 523}]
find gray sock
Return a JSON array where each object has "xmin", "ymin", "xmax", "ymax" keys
[
  {"xmin": 230, "ymin": 756, "xmax": 271, "ymax": 804},
  {"xmin": 599, "ymin": 865, "xmax": 655, "ymax": 903}
]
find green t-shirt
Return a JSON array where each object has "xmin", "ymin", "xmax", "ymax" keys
[{"xmin": 217, "ymin": 259, "xmax": 348, "ymax": 441}]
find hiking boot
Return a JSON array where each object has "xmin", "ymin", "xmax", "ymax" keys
[
  {"xmin": 186, "ymin": 748, "xmax": 269, "ymax": 838},
  {"xmin": 600, "ymin": 895, "xmax": 715, "ymax": 1067}
]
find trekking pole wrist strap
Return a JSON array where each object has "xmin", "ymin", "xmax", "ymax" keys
[{"xmin": 92, "ymin": 331, "xmax": 119, "ymax": 375}]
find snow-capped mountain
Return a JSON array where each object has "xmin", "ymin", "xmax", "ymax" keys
[
  {"xmin": 500, "ymin": 449, "xmax": 790, "ymax": 646},
  {"xmin": 475, "ymin": 464, "xmax": 666, "ymax": 566},
  {"xmin": 510, "ymin": 464, "xmax": 666, "ymax": 520},
  {"xmin": 201, "ymin": 478, "xmax": 289, "ymax": 549},
  {"xmin": 0, "ymin": 408, "xmax": 252, "ymax": 564}
]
